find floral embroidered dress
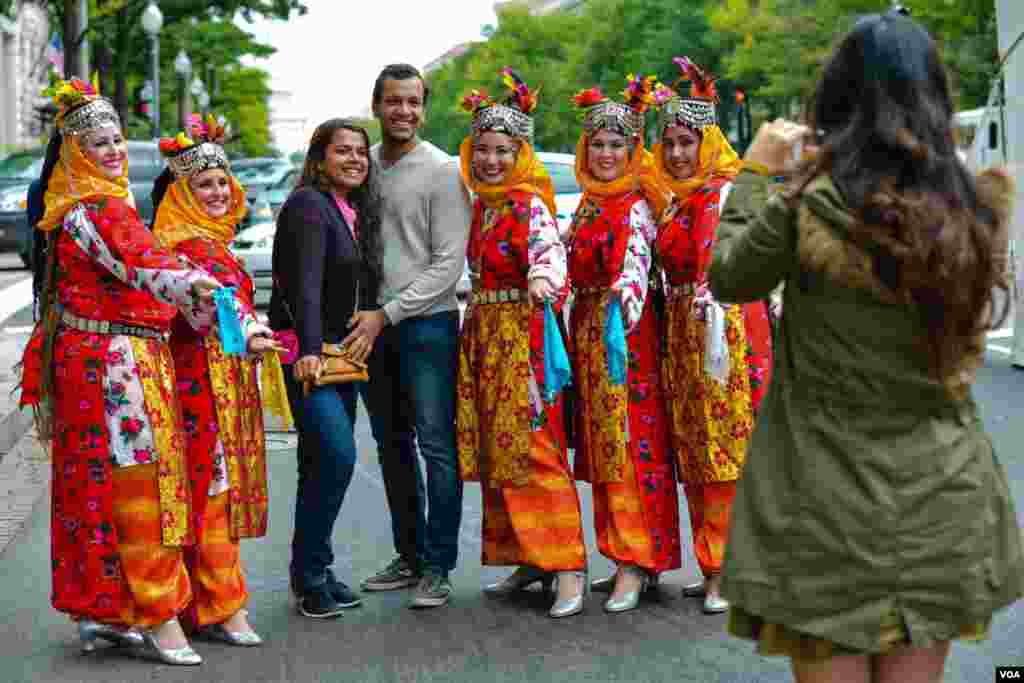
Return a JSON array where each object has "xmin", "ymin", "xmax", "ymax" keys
[
  {"xmin": 457, "ymin": 192, "xmax": 586, "ymax": 572},
  {"xmin": 20, "ymin": 196, "xmax": 212, "ymax": 622},
  {"xmin": 168, "ymin": 237, "xmax": 268, "ymax": 541},
  {"xmin": 568, "ymin": 191, "xmax": 681, "ymax": 574},
  {"xmin": 656, "ymin": 177, "xmax": 755, "ymax": 487}
]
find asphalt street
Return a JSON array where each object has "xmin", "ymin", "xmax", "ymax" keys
[{"xmin": 0, "ymin": 262, "xmax": 1019, "ymax": 682}]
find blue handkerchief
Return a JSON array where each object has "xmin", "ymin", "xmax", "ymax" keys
[
  {"xmin": 214, "ymin": 286, "xmax": 246, "ymax": 355},
  {"xmin": 543, "ymin": 301, "xmax": 571, "ymax": 402},
  {"xmin": 604, "ymin": 297, "xmax": 627, "ymax": 385}
]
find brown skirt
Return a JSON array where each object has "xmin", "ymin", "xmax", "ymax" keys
[{"xmin": 728, "ymin": 606, "xmax": 990, "ymax": 660}]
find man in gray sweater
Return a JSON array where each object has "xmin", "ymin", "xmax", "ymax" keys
[{"xmin": 344, "ymin": 63, "xmax": 471, "ymax": 608}]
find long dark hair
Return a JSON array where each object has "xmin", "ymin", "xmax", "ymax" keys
[
  {"xmin": 151, "ymin": 167, "xmax": 174, "ymax": 215},
  {"xmin": 32, "ymin": 131, "xmax": 63, "ymax": 321},
  {"xmin": 792, "ymin": 12, "xmax": 1009, "ymax": 382},
  {"xmin": 296, "ymin": 118, "xmax": 382, "ymax": 278}
]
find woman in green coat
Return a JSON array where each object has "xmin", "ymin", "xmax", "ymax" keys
[{"xmin": 709, "ymin": 12, "xmax": 1024, "ymax": 683}]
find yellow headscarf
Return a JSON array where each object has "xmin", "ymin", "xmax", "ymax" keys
[
  {"xmin": 152, "ymin": 174, "xmax": 247, "ymax": 249},
  {"xmin": 574, "ymin": 133, "xmax": 671, "ymax": 218},
  {"xmin": 652, "ymin": 124, "xmax": 743, "ymax": 203},
  {"xmin": 459, "ymin": 135, "xmax": 557, "ymax": 219},
  {"xmin": 37, "ymin": 129, "xmax": 131, "ymax": 232}
]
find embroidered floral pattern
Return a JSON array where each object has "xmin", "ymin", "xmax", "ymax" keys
[
  {"xmin": 101, "ymin": 336, "xmax": 161, "ymax": 468},
  {"xmin": 457, "ymin": 194, "xmax": 569, "ymax": 488},
  {"xmin": 170, "ymin": 236, "xmax": 268, "ymax": 540}
]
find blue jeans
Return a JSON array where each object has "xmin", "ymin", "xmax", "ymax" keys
[
  {"xmin": 286, "ymin": 377, "xmax": 358, "ymax": 592},
  {"xmin": 363, "ymin": 310, "xmax": 462, "ymax": 575}
]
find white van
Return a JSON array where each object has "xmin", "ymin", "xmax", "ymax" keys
[{"xmin": 953, "ymin": 107, "xmax": 1007, "ymax": 173}]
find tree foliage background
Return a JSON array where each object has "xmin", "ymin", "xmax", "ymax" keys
[
  {"xmin": 422, "ymin": 0, "xmax": 1001, "ymax": 155},
  {"xmin": 2, "ymin": 0, "xmax": 306, "ymax": 156}
]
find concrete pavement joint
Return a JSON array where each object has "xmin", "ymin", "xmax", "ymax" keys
[{"xmin": 0, "ymin": 428, "xmax": 49, "ymax": 555}]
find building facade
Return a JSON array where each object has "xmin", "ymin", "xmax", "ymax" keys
[
  {"xmin": 493, "ymin": 0, "xmax": 585, "ymax": 16},
  {"xmin": 423, "ymin": 42, "xmax": 476, "ymax": 76},
  {"xmin": 0, "ymin": 1, "xmax": 49, "ymax": 153},
  {"xmin": 267, "ymin": 89, "xmax": 309, "ymax": 156}
]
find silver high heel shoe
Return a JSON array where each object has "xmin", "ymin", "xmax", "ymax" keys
[
  {"xmin": 703, "ymin": 592, "xmax": 729, "ymax": 614},
  {"xmin": 77, "ymin": 619, "xmax": 144, "ymax": 652},
  {"xmin": 603, "ymin": 565, "xmax": 650, "ymax": 613},
  {"xmin": 483, "ymin": 566, "xmax": 553, "ymax": 597},
  {"xmin": 592, "ymin": 571, "xmax": 660, "ymax": 593},
  {"xmin": 197, "ymin": 622, "xmax": 263, "ymax": 647},
  {"xmin": 549, "ymin": 569, "xmax": 588, "ymax": 618},
  {"xmin": 139, "ymin": 619, "xmax": 202, "ymax": 666},
  {"xmin": 197, "ymin": 610, "xmax": 263, "ymax": 647},
  {"xmin": 682, "ymin": 580, "xmax": 707, "ymax": 598}
]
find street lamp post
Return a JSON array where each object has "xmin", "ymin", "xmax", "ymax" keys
[
  {"xmin": 174, "ymin": 49, "xmax": 192, "ymax": 130},
  {"xmin": 190, "ymin": 76, "xmax": 206, "ymax": 117},
  {"xmin": 140, "ymin": 2, "xmax": 163, "ymax": 139}
]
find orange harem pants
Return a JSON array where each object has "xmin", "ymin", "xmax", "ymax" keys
[
  {"xmin": 110, "ymin": 465, "xmax": 245, "ymax": 629},
  {"xmin": 683, "ymin": 480, "xmax": 737, "ymax": 578},
  {"xmin": 110, "ymin": 464, "xmax": 191, "ymax": 628},
  {"xmin": 481, "ymin": 429, "xmax": 586, "ymax": 572}
]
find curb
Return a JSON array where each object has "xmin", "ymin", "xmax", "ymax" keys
[{"xmin": 0, "ymin": 406, "xmax": 33, "ymax": 457}]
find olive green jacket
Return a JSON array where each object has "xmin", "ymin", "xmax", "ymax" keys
[{"xmin": 709, "ymin": 169, "xmax": 1024, "ymax": 652}]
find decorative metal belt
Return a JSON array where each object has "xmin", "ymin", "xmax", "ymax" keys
[
  {"xmin": 60, "ymin": 309, "xmax": 167, "ymax": 340},
  {"xmin": 471, "ymin": 288, "xmax": 527, "ymax": 305},
  {"xmin": 664, "ymin": 282, "xmax": 697, "ymax": 298}
]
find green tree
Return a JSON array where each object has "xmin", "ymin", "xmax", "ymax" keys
[{"xmin": 708, "ymin": 0, "xmax": 999, "ymax": 120}]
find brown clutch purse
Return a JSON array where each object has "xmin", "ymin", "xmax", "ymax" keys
[{"xmin": 303, "ymin": 342, "xmax": 369, "ymax": 395}]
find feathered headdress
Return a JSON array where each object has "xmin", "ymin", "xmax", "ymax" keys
[
  {"xmin": 460, "ymin": 68, "xmax": 538, "ymax": 142},
  {"xmin": 573, "ymin": 73, "xmax": 665, "ymax": 139},
  {"xmin": 159, "ymin": 112, "xmax": 232, "ymax": 179},
  {"xmin": 43, "ymin": 76, "xmax": 120, "ymax": 135},
  {"xmin": 656, "ymin": 57, "xmax": 720, "ymax": 135}
]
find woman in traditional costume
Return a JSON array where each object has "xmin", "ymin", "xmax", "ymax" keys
[
  {"xmin": 455, "ymin": 70, "xmax": 587, "ymax": 618},
  {"xmin": 651, "ymin": 57, "xmax": 771, "ymax": 614},
  {"xmin": 151, "ymin": 114, "xmax": 285, "ymax": 646},
  {"xmin": 567, "ymin": 76, "xmax": 680, "ymax": 613},
  {"xmin": 18, "ymin": 80, "xmax": 220, "ymax": 665}
]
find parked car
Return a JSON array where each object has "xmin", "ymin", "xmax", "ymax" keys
[
  {"xmin": 230, "ymin": 219, "xmax": 275, "ymax": 307},
  {"xmin": 1, "ymin": 141, "xmax": 164, "ymax": 268},
  {"xmin": 248, "ymin": 166, "xmax": 298, "ymax": 224},
  {"xmin": 0, "ymin": 148, "xmax": 45, "ymax": 190}
]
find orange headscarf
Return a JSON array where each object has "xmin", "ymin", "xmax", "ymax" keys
[
  {"xmin": 459, "ymin": 135, "xmax": 557, "ymax": 219},
  {"xmin": 574, "ymin": 132, "xmax": 671, "ymax": 218},
  {"xmin": 152, "ymin": 174, "xmax": 247, "ymax": 249},
  {"xmin": 37, "ymin": 128, "xmax": 131, "ymax": 232},
  {"xmin": 652, "ymin": 124, "xmax": 743, "ymax": 203}
]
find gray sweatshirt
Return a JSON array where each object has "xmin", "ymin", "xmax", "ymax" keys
[{"xmin": 370, "ymin": 140, "xmax": 471, "ymax": 325}]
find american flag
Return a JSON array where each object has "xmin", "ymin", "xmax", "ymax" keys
[{"xmin": 46, "ymin": 32, "xmax": 63, "ymax": 73}]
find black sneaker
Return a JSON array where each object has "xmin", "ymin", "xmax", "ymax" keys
[
  {"xmin": 361, "ymin": 556, "xmax": 421, "ymax": 591},
  {"xmin": 296, "ymin": 585, "xmax": 345, "ymax": 619},
  {"xmin": 325, "ymin": 569, "xmax": 362, "ymax": 608},
  {"xmin": 409, "ymin": 571, "xmax": 452, "ymax": 609}
]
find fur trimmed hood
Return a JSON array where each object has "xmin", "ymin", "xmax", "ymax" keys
[{"xmin": 793, "ymin": 169, "xmax": 1015, "ymax": 397}]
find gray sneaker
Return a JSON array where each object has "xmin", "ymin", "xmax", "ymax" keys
[
  {"xmin": 409, "ymin": 572, "xmax": 452, "ymax": 608},
  {"xmin": 361, "ymin": 556, "xmax": 421, "ymax": 592}
]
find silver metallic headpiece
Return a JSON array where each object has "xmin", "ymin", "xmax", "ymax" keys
[
  {"xmin": 167, "ymin": 142, "xmax": 231, "ymax": 179},
  {"xmin": 60, "ymin": 98, "xmax": 121, "ymax": 136},
  {"xmin": 472, "ymin": 104, "xmax": 534, "ymax": 143},
  {"xmin": 582, "ymin": 101, "xmax": 644, "ymax": 139},
  {"xmin": 657, "ymin": 96, "xmax": 717, "ymax": 136}
]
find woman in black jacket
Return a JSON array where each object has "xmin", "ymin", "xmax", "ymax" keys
[{"xmin": 269, "ymin": 118, "xmax": 382, "ymax": 618}]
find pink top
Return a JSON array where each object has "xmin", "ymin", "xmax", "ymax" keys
[{"xmin": 333, "ymin": 193, "xmax": 358, "ymax": 241}]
